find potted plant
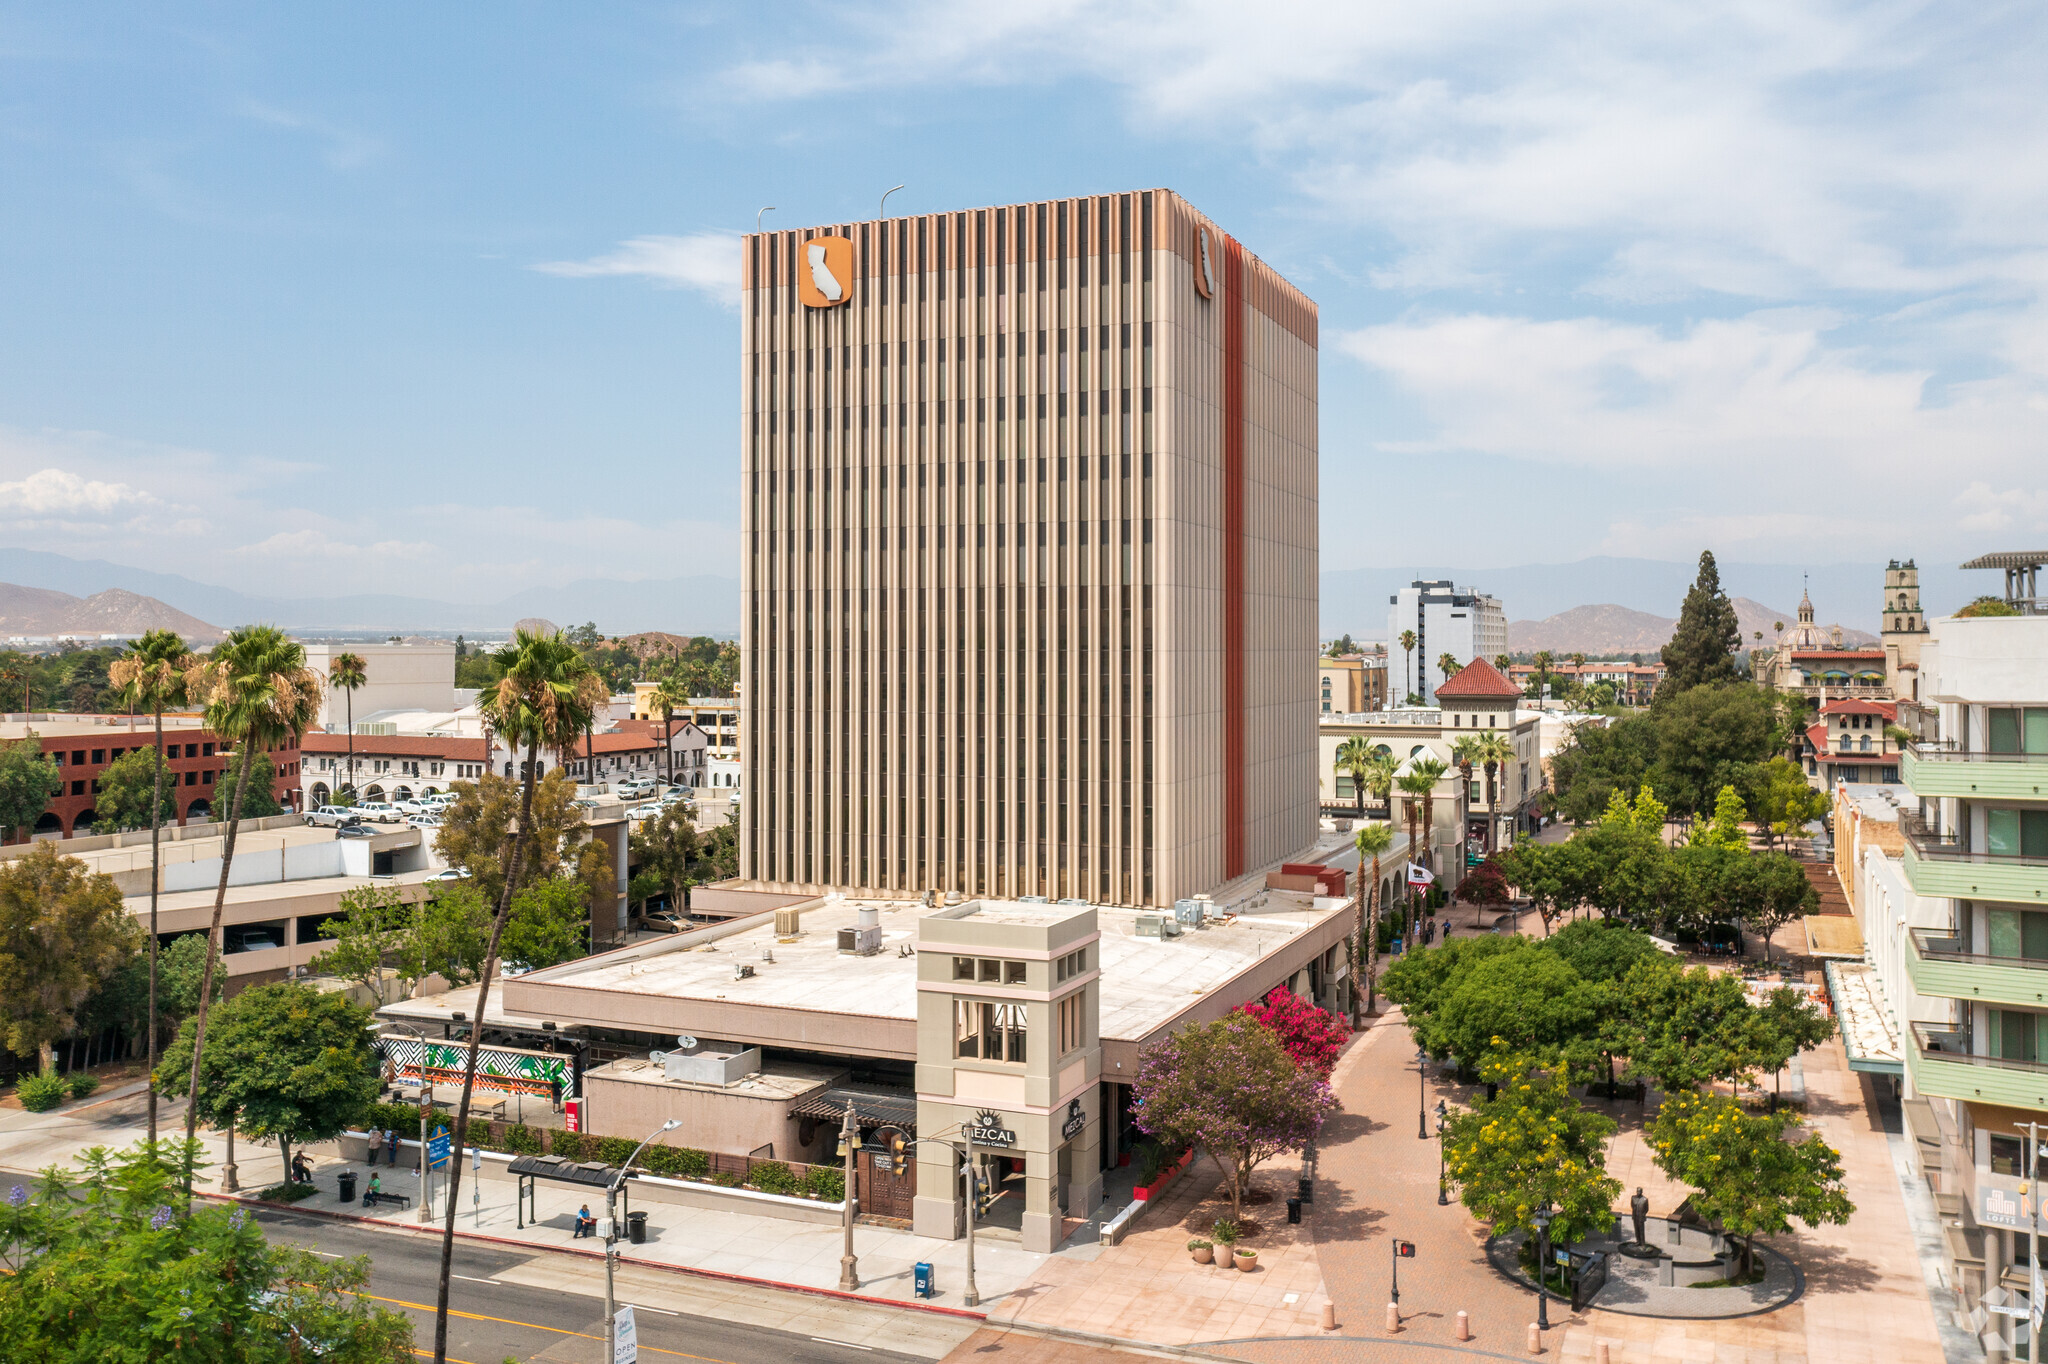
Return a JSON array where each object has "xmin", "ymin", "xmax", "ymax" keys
[
  {"xmin": 1234, "ymin": 1247, "xmax": 1258, "ymax": 1272},
  {"xmin": 1211, "ymin": 1219, "xmax": 1240, "ymax": 1266},
  {"xmin": 1187, "ymin": 1238, "xmax": 1214, "ymax": 1265}
]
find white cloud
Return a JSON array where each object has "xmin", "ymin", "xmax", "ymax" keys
[
  {"xmin": 533, "ymin": 232, "xmax": 741, "ymax": 308},
  {"xmin": 232, "ymin": 530, "xmax": 435, "ymax": 562},
  {"xmin": 1953, "ymin": 481, "xmax": 2048, "ymax": 537},
  {"xmin": 0, "ymin": 467, "xmax": 154, "ymax": 517}
]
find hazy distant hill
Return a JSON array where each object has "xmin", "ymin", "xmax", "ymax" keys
[
  {"xmin": 0, "ymin": 583, "xmax": 223, "ymax": 641},
  {"xmin": 1509, "ymin": 597, "xmax": 1878, "ymax": 656}
]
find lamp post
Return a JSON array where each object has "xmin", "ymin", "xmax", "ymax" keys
[
  {"xmin": 1435, "ymin": 1099, "xmax": 1449, "ymax": 1205},
  {"xmin": 836, "ymin": 1100, "xmax": 860, "ymax": 1290},
  {"xmin": 606, "ymin": 1119, "xmax": 681, "ymax": 1364},
  {"xmin": 371, "ymin": 1021, "xmax": 436, "ymax": 1224},
  {"xmin": 961, "ymin": 1137, "xmax": 980, "ymax": 1307},
  {"xmin": 1532, "ymin": 1207, "xmax": 1553, "ymax": 1331},
  {"xmin": 1416, "ymin": 1047, "xmax": 1430, "ymax": 1139}
]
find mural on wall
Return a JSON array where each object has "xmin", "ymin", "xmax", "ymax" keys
[{"xmin": 382, "ymin": 1036, "xmax": 574, "ymax": 1098}]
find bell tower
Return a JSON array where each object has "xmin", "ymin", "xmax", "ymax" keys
[{"xmin": 1882, "ymin": 558, "xmax": 1928, "ymax": 700}]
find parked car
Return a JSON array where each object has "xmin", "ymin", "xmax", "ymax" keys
[
  {"xmin": 336, "ymin": 824, "xmax": 376, "ymax": 839},
  {"xmin": 658, "ymin": 787, "xmax": 692, "ymax": 806},
  {"xmin": 426, "ymin": 867, "xmax": 472, "ymax": 882},
  {"xmin": 626, "ymin": 804, "xmax": 663, "ymax": 822},
  {"xmin": 408, "ymin": 813, "xmax": 443, "ymax": 829},
  {"xmin": 353, "ymin": 801, "xmax": 402, "ymax": 824},
  {"xmin": 396, "ymin": 799, "xmax": 440, "ymax": 816},
  {"xmin": 307, "ymin": 805, "xmax": 360, "ymax": 828},
  {"xmin": 638, "ymin": 911, "xmax": 686, "ymax": 933},
  {"xmin": 617, "ymin": 778, "xmax": 658, "ymax": 799}
]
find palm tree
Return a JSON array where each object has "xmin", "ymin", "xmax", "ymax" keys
[
  {"xmin": 1399, "ymin": 629, "xmax": 1417, "ymax": 704},
  {"xmin": 1404, "ymin": 756, "xmax": 1451, "ymax": 937},
  {"xmin": 1472, "ymin": 731, "xmax": 1516, "ymax": 854},
  {"xmin": 1450, "ymin": 734, "xmax": 1481, "ymax": 870},
  {"xmin": 653, "ymin": 670, "xmax": 691, "ymax": 788},
  {"xmin": 179, "ymin": 627, "xmax": 322, "ymax": 1166},
  {"xmin": 1353, "ymin": 822, "xmax": 1395, "ymax": 1023},
  {"xmin": 327, "ymin": 651, "xmax": 367, "ymax": 801},
  {"xmin": 1361, "ymin": 748, "xmax": 1398, "ymax": 819},
  {"xmin": 432, "ymin": 630, "xmax": 605, "ymax": 1364},
  {"xmin": 1335, "ymin": 735, "xmax": 1376, "ymax": 818},
  {"xmin": 1436, "ymin": 652, "xmax": 1460, "ymax": 694},
  {"xmin": 1533, "ymin": 650, "xmax": 1554, "ymax": 697},
  {"xmin": 109, "ymin": 629, "xmax": 193, "ymax": 1151},
  {"xmin": 1395, "ymin": 765, "xmax": 1434, "ymax": 941},
  {"xmin": 1494, "ymin": 653, "xmax": 1511, "ymax": 673}
]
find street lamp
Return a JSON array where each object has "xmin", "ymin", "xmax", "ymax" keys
[
  {"xmin": 370, "ymin": 1021, "xmax": 436, "ymax": 1224},
  {"xmin": 1434, "ymin": 1099, "xmax": 1449, "ymax": 1206},
  {"xmin": 1416, "ymin": 1047, "xmax": 1430, "ymax": 1139},
  {"xmin": 836, "ymin": 1100, "xmax": 860, "ymax": 1290},
  {"xmin": 605, "ymin": 1119, "xmax": 681, "ymax": 1364},
  {"xmin": 1532, "ymin": 1206, "xmax": 1553, "ymax": 1331}
]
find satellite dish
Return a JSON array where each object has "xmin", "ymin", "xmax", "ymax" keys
[{"xmin": 677, "ymin": 1034, "xmax": 698, "ymax": 1050}]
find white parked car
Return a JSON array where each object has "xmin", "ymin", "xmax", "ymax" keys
[
  {"xmin": 408, "ymin": 813, "xmax": 443, "ymax": 829},
  {"xmin": 627, "ymin": 804, "xmax": 663, "ymax": 822},
  {"xmin": 396, "ymin": 799, "xmax": 439, "ymax": 816},
  {"xmin": 307, "ymin": 805, "xmax": 360, "ymax": 828},
  {"xmin": 353, "ymin": 801, "xmax": 402, "ymax": 824},
  {"xmin": 426, "ymin": 867, "xmax": 472, "ymax": 882}
]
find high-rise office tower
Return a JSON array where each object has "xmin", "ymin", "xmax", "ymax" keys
[
  {"xmin": 739, "ymin": 190, "xmax": 1317, "ymax": 907},
  {"xmin": 1387, "ymin": 579, "xmax": 1507, "ymax": 706}
]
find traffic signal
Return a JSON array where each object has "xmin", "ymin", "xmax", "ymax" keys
[{"xmin": 1395, "ymin": 1240, "xmax": 1416, "ymax": 1258}]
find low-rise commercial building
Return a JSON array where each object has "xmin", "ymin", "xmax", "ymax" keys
[
  {"xmin": 299, "ymin": 718, "xmax": 704, "ymax": 806},
  {"xmin": 2, "ymin": 715, "xmax": 302, "ymax": 840},
  {"xmin": 1800, "ymin": 697, "xmax": 1903, "ymax": 788},
  {"xmin": 1316, "ymin": 654, "xmax": 1387, "ymax": 715},
  {"xmin": 631, "ymin": 688, "xmax": 739, "ymax": 761}
]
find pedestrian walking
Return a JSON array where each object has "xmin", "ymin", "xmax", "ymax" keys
[
  {"xmin": 386, "ymin": 1127, "xmax": 401, "ymax": 1167},
  {"xmin": 549, "ymin": 1076, "xmax": 562, "ymax": 1113}
]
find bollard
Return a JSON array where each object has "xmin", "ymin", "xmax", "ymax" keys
[
  {"xmin": 1528, "ymin": 1322, "xmax": 1543, "ymax": 1355},
  {"xmin": 1321, "ymin": 1301, "xmax": 1337, "ymax": 1332},
  {"xmin": 1386, "ymin": 1303, "xmax": 1402, "ymax": 1333},
  {"xmin": 1456, "ymin": 1310, "xmax": 1472, "ymax": 1341},
  {"xmin": 1597, "ymin": 1343, "xmax": 1611, "ymax": 1364}
]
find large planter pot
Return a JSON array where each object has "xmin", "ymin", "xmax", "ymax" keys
[
  {"xmin": 1234, "ymin": 1251, "xmax": 1258, "ymax": 1272},
  {"xmin": 1192, "ymin": 1245, "xmax": 1214, "ymax": 1264}
]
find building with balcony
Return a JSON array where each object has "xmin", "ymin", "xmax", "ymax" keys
[
  {"xmin": 629, "ymin": 687, "xmax": 739, "ymax": 760},
  {"xmin": 1842, "ymin": 599, "xmax": 2048, "ymax": 1318},
  {"xmin": 1800, "ymin": 697, "xmax": 1903, "ymax": 788}
]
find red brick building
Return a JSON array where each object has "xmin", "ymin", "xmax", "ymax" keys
[{"xmin": 2, "ymin": 715, "xmax": 302, "ymax": 841}]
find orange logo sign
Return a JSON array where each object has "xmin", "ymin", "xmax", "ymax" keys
[
  {"xmin": 1194, "ymin": 226, "xmax": 1216, "ymax": 300},
  {"xmin": 798, "ymin": 235, "xmax": 854, "ymax": 308}
]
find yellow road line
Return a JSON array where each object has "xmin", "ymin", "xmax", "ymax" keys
[{"xmin": 364, "ymin": 1292, "xmax": 736, "ymax": 1363}]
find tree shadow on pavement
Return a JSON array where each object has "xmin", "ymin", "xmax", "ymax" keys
[{"xmin": 1776, "ymin": 1237, "xmax": 1882, "ymax": 1295}]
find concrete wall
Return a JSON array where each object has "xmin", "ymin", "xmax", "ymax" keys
[
  {"xmin": 304, "ymin": 642, "xmax": 458, "ymax": 731},
  {"xmin": 580, "ymin": 1072, "xmax": 836, "ymax": 1165}
]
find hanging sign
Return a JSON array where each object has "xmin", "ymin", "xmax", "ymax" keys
[
  {"xmin": 1061, "ymin": 1099, "xmax": 1086, "ymax": 1141},
  {"xmin": 967, "ymin": 1110, "xmax": 1016, "ymax": 1147}
]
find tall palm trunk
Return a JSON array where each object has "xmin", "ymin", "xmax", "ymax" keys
[
  {"xmin": 345, "ymin": 688, "xmax": 355, "ymax": 799},
  {"xmin": 664, "ymin": 705, "xmax": 675, "ymax": 787},
  {"xmin": 1405, "ymin": 797, "xmax": 1420, "ymax": 940},
  {"xmin": 1364, "ymin": 855, "xmax": 1383, "ymax": 1016},
  {"xmin": 181, "ymin": 746, "xmax": 258, "ymax": 1176},
  {"xmin": 146, "ymin": 702, "xmax": 164, "ymax": 1148},
  {"xmin": 1486, "ymin": 761, "xmax": 1500, "ymax": 854},
  {"xmin": 434, "ymin": 737, "xmax": 543, "ymax": 1364}
]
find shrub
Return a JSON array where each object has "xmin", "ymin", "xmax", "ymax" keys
[
  {"xmin": 750, "ymin": 1161, "xmax": 797, "ymax": 1195},
  {"xmin": 549, "ymin": 1131, "xmax": 591, "ymax": 1161},
  {"xmin": 503, "ymin": 1123, "xmax": 542, "ymax": 1156},
  {"xmin": 801, "ymin": 1166, "xmax": 844, "ymax": 1201},
  {"xmin": 1133, "ymin": 1138, "xmax": 1168, "ymax": 1185},
  {"xmin": 713, "ymin": 1171, "xmax": 742, "ymax": 1188},
  {"xmin": 257, "ymin": 1182, "xmax": 319, "ymax": 1204},
  {"xmin": 1186, "ymin": 1238, "xmax": 1212, "ymax": 1251},
  {"xmin": 643, "ymin": 1144, "xmax": 709, "ymax": 1179},
  {"xmin": 1211, "ymin": 1219, "xmax": 1240, "ymax": 1246},
  {"xmin": 66, "ymin": 1073, "xmax": 101, "ymax": 1100},
  {"xmin": 18, "ymin": 1071, "xmax": 68, "ymax": 1112},
  {"xmin": 595, "ymin": 1136, "xmax": 644, "ymax": 1168}
]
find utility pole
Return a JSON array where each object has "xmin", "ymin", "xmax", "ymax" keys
[
  {"xmin": 837, "ymin": 1100, "xmax": 860, "ymax": 1290},
  {"xmin": 606, "ymin": 1120, "xmax": 680, "ymax": 1364}
]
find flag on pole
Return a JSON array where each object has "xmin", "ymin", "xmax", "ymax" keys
[{"xmin": 1406, "ymin": 862, "xmax": 1435, "ymax": 888}]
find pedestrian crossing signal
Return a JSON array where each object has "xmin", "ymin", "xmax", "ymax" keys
[{"xmin": 1395, "ymin": 1241, "xmax": 1416, "ymax": 1258}]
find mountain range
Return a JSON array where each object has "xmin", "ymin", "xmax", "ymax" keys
[
  {"xmin": 0, "ymin": 583, "xmax": 224, "ymax": 641},
  {"xmin": 1507, "ymin": 599, "xmax": 1878, "ymax": 657}
]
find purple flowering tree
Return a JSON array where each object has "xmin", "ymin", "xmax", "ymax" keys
[{"xmin": 1132, "ymin": 1013, "xmax": 1337, "ymax": 1221}]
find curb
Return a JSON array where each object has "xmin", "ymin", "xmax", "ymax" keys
[{"xmin": 196, "ymin": 1189, "xmax": 990, "ymax": 1322}]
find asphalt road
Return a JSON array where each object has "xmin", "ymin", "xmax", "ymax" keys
[{"xmin": 1, "ymin": 1163, "xmax": 937, "ymax": 1364}]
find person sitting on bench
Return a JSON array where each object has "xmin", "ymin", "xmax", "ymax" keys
[
  {"xmin": 364, "ymin": 1172, "xmax": 382, "ymax": 1205},
  {"xmin": 573, "ymin": 1204, "xmax": 596, "ymax": 1238}
]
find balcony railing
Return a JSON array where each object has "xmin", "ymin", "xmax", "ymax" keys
[
  {"xmin": 1908, "ymin": 741, "xmax": 2048, "ymax": 766},
  {"xmin": 1900, "ymin": 811, "xmax": 2048, "ymax": 868},
  {"xmin": 1909, "ymin": 928, "xmax": 2048, "ymax": 971},
  {"xmin": 1912, "ymin": 1021, "xmax": 2048, "ymax": 1076}
]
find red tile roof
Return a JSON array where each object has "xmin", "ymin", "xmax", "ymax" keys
[
  {"xmin": 1434, "ymin": 657, "xmax": 1522, "ymax": 699},
  {"xmin": 302, "ymin": 733, "xmax": 485, "ymax": 759},
  {"xmin": 1818, "ymin": 698, "xmax": 1897, "ymax": 719},
  {"xmin": 1789, "ymin": 649, "xmax": 1885, "ymax": 661}
]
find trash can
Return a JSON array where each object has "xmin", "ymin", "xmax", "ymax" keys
[
  {"xmin": 336, "ymin": 1170, "xmax": 358, "ymax": 1204},
  {"xmin": 913, "ymin": 1262, "xmax": 935, "ymax": 1299},
  {"xmin": 626, "ymin": 1211, "xmax": 648, "ymax": 1245},
  {"xmin": 1286, "ymin": 1197, "xmax": 1302, "ymax": 1225}
]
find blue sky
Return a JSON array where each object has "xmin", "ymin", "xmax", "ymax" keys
[{"xmin": 2, "ymin": 2, "xmax": 2044, "ymax": 603}]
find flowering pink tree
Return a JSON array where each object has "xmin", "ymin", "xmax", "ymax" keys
[
  {"xmin": 1237, "ymin": 986, "xmax": 1350, "ymax": 1079},
  {"xmin": 1133, "ymin": 1013, "xmax": 1337, "ymax": 1220}
]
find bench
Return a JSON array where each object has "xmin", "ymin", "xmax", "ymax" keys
[{"xmin": 362, "ymin": 1190, "xmax": 413, "ymax": 1210}]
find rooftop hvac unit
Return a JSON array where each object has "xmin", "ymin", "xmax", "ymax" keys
[
  {"xmin": 838, "ymin": 905, "xmax": 882, "ymax": 956},
  {"xmin": 774, "ymin": 906, "xmax": 803, "ymax": 937},
  {"xmin": 1137, "ymin": 914, "xmax": 1182, "ymax": 940},
  {"xmin": 1173, "ymin": 899, "xmax": 1205, "ymax": 928}
]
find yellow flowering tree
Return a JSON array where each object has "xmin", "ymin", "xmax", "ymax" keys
[
  {"xmin": 1649, "ymin": 1092, "xmax": 1852, "ymax": 1279},
  {"xmin": 1442, "ymin": 1044, "xmax": 1622, "ymax": 1249}
]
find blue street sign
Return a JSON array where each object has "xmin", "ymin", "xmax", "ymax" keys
[{"xmin": 427, "ymin": 1134, "xmax": 452, "ymax": 1169}]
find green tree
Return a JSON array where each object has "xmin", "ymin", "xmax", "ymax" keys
[
  {"xmin": 650, "ymin": 669, "xmax": 692, "ymax": 788},
  {"xmin": 631, "ymin": 803, "xmax": 702, "ymax": 918},
  {"xmin": 1335, "ymin": 736, "xmax": 1377, "ymax": 817},
  {"xmin": 1541, "ymin": 919, "xmax": 1671, "ymax": 986},
  {"xmin": 1399, "ymin": 628, "xmax": 1418, "ymax": 703},
  {"xmin": 93, "ymin": 749, "xmax": 180, "ymax": 833},
  {"xmin": 0, "ymin": 735, "xmax": 61, "ymax": 843},
  {"xmin": 1532, "ymin": 650, "xmax": 1554, "ymax": 697},
  {"xmin": 433, "ymin": 629, "xmax": 605, "ymax": 1360},
  {"xmin": 1751, "ymin": 757, "xmax": 1829, "ymax": 850},
  {"xmin": 1738, "ymin": 852, "xmax": 1819, "ymax": 962},
  {"xmin": 1689, "ymin": 784, "xmax": 1750, "ymax": 852},
  {"xmin": 701, "ymin": 810, "xmax": 739, "ymax": 880},
  {"xmin": 1659, "ymin": 550, "xmax": 1743, "ymax": 697},
  {"xmin": 433, "ymin": 769, "xmax": 607, "ymax": 914},
  {"xmin": 1470, "ymin": 730, "xmax": 1516, "ymax": 852},
  {"xmin": 501, "ymin": 877, "xmax": 589, "ymax": 972},
  {"xmin": 1437, "ymin": 652, "xmax": 1460, "ymax": 689},
  {"xmin": 1353, "ymin": 821, "xmax": 1396, "ymax": 1022},
  {"xmin": 1624, "ymin": 961, "xmax": 1760, "ymax": 1093},
  {"xmin": 157, "ymin": 932, "xmax": 224, "ymax": 1026},
  {"xmin": 158, "ymin": 981, "xmax": 380, "ymax": 1186},
  {"xmin": 179, "ymin": 626, "xmax": 323, "ymax": 1161},
  {"xmin": 1956, "ymin": 595, "xmax": 2020, "ymax": 618},
  {"xmin": 1130, "ymin": 1012, "xmax": 1336, "ymax": 1221},
  {"xmin": 316, "ymin": 884, "xmax": 419, "ymax": 1007},
  {"xmin": 1647, "ymin": 684, "xmax": 1777, "ymax": 816},
  {"xmin": 1380, "ymin": 933, "xmax": 1521, "ymax": 1053},
  {"xmin": 1548, "ymin": 712, "xmax": 1659, "ymax": 824},
  {"xmin": 1649, "ymin": 1091, "xmax": 1853, "ymax": 1277},
  {"xmin": 326, "ymin": 651, "xmax": 368, "ymax": 799},
  {"xmin": 1745, "ymin": 985, "xmax": 1836, "ymax": 1105},
  {"xmin": 1430, "ymin": 942, "xmax": 1604, "ymax": 1081},
  {"xmin": 1442, "ymin": 1048, "xmax": 1622, "ymax": 1248},
  {"xmin": 0, "ymin": 842, "xmax": 138, "ymax": 1074},
  {"xmin": 0, "ymin": 1141, "xmax": 413, "ymax": 1362},
  {"xmin": 213, "ymin": 750, "xmax": 282, "ymax": 820}
]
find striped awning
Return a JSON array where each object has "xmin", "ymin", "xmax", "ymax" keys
[{"xmin": 789, "ymin": 1086, "xmax": 918, "ymax": 1133}]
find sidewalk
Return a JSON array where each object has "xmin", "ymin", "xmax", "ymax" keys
[{"xmin": 0, "ymin": 1082, "xmax": 1055, "ymax": 1317}]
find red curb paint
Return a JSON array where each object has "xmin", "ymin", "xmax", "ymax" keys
[{"xmin": 193, "ymin": 1191, "xmax": 988, "ymax": 1321}]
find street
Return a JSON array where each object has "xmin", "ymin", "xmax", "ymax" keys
[{"xmin": 0, "ymin": 1162, "xmax": 959, "ymax": 1364}]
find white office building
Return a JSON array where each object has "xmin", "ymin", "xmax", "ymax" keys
[{"xmin": 1386, "ymin": 580, "xmax": 1507, "ymax": 706}]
